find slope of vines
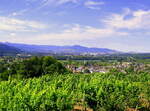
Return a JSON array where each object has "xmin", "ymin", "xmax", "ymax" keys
[{"xmin": 0, "ymin": 73, "xmax": 150, "ymax": 111}]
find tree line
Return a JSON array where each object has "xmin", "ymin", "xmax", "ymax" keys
[{"xmin": 0, "ymin": 56, "xmax": 68, "ymax": 81}]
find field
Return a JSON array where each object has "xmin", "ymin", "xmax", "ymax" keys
[{"xmin": 1, "ymin": 72, "xmax": 150, "ymax": 111}]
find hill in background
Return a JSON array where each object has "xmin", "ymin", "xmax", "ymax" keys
[
  {"xmin": 0, "ymin": 43, "xmax": 22, "ymax": 56},
  {"xmin": 4, "ymin": 42, "xmax": 119, "ymax": 55}
]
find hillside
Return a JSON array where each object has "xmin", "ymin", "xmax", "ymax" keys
[
  {"xmin": 1, "ymin": 73, "xmax": 150, "ymax": 110},
  {"xmin": 5, "ymin": 43, "xmax": 118, "ymax": 54},
  {"xmin": 0, "ymin": 43, "xmax": 22, "ymax": 56}
]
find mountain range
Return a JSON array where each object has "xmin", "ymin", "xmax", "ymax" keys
[
  {"xmin": 0, "ymin": 42, "xmax": 119, "ymax": 55},
  {"xmin": 0, "ymin": 43, "xmax": 22, "ymax": 56}
]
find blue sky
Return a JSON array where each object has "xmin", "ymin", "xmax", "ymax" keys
[{"xmin": 0, "ymin": 0, "xmax": 150, "ymax": 52}]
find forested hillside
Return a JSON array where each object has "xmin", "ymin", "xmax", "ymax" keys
[
  {"xmin": 0, "ymin": 43, "xmax": 22, "ymax": 56},
  {"xmin": 5, "ymin": 42, "xmax": 118, "ymax": 54}
]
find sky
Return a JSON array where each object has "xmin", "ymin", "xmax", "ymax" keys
[{"xmin": 0, "ymin": 0, "xmax": 150, "ymax": 52}]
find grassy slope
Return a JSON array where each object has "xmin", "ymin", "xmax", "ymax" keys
[{"xmin": 0, "ymin": 73, "xmax": 150, "ymax": 111}]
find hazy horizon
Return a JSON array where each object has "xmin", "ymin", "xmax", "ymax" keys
[{"xmin": 0, "ymin": 0, "xmax": 150, "ymax": 52}]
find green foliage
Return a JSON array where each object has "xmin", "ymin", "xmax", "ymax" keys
[
  {"xmin": 0, "ymin": 73, "xmax": 150, "ymax": 111},
  {"xmin": 0, "ymin": 56, "xmax": 68, "ymax": 80}
]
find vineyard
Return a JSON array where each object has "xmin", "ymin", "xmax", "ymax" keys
[{"xmin": 0, "ymin": 72, "xmax": 150, "ymax": 111}]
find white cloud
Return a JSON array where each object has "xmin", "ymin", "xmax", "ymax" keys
[
  {"xmin": 27, "ymin": 0, "xmax": 103, "ymax": 10},
  {"xmin": 10, "ymin": 9, "xmax": 29, "ymax": 16},
  {"xmin": 2, "ymin": 24, "xmax": 128, "ymax": 46},
  {"xmin": 103, "ymin": 9, "xmax": 150, "ymax": 30},
  {"xmin": 84, "ymin": 1, "xmax": 104, "ymax": 10},
  {"xmin": 0, "ymin": 16, "xmax": 47, "ymax": 32},
  {"xmin": 10, "ymin": 33, "xmax": 16, "ymax": 36},
  {"xmin": 57, "ymin": 0, "xmax": 79, "ymax": 5},
  {"xmin": 23, "ymin": 24, "xmax": 128, "ymax": 44},
  {"xmin": 34, "ymin": 0, "xmax": 80, "ymax": 8}
]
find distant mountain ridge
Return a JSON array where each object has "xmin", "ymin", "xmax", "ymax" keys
[
  {"xmin": 0, "ymin": 43, "xmax": 22, "ymax": 56},
  {"xmin": 4, "ymin": 42, "xmax": 119, "ymax": 54}
]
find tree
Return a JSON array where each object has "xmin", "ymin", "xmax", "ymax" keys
[
  {"xmin": 0, "ymin": 56, "xmax": 68, "ymax": 80},
  {"xmin": 17, "ymin": 56, "xmax": 68, "ymax": 78}
]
